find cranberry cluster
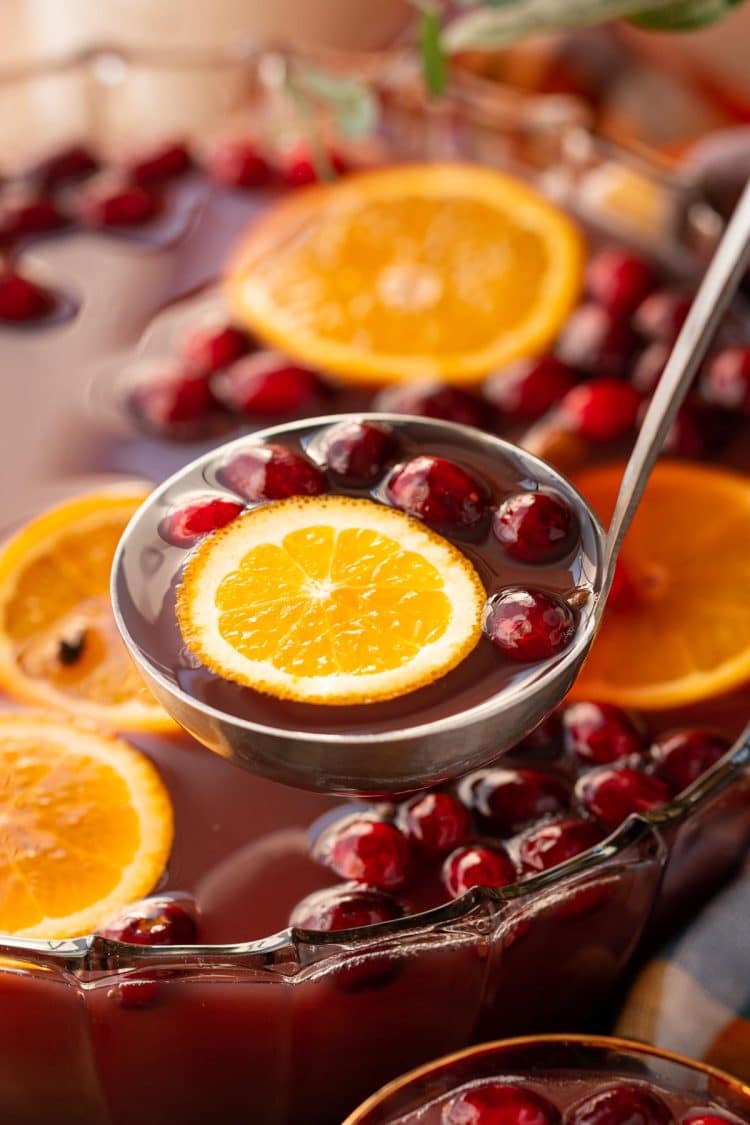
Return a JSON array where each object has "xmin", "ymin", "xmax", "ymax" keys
[
  {"xmin": 288, "ymin": 703, "xmax": 730, "ymax": 938},
  {"xmin": 0, "ymin": 137, "xmax": 348, "ymax": 325}
]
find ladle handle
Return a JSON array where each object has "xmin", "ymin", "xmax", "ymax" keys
[{"xmin": 604, "ymin": 178, "xmax": 750, "ymax": 579}]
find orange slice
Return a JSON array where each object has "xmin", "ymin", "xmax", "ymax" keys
[
  {"xmin": 0, "ymin": 713, "xmax": 173, "ymax": 938},
  {"xmin": 176, "ymin": 495, "xmax": 485, "ymax": 705},
  {"xmin": 227, "ymin": 163, "xmax": 584, "ymax": 386},
  {"xmin": 0, "ymin": 489, "xmax": 174, "ymax": 732},
  {"xmin": 571, "ymin": 461, "xmax": 750, "ymax": 709}
]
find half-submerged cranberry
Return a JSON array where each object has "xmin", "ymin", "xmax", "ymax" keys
[
  {"xmin": 461, "ymin": 768, "xmax": 570, "ymax": 835},
  {"xmin": 517, "ymin": 816, "xmax": 604, "ymax": 874},
  {"xmin": 182, "ymin": 323, "xmax": 253, "ymax": 375},
  {"xmin": 700, "ymin": 346, "xmax": 750, "ymax": 415},
  {"xmin": 576, "ymin": 767, "xmax": 671, "ymax": 832},
  {"xmin": 159, "ymin": 496, "xmax": 244, "ymax": 548},
  {"xmin": 126, "ymin": 140, "xmax": 192, "ymax": 185},
  {"xmin": 558, "ymin": 379, "xmax": 642, "ymax": 442},
  {"xmin": 30, "ymin": 143, "xmax": 99, "ymax": 189},
  {"xmin": 442, "ymin": 843, "xmax": 517, "ymax": 898},
  {"xmin": 484, "ymin": 588, "xmax": 577, "ymax": 663},
  {"xmin": 100, "ymin": 897, "xmax": 197, "ymax": 945},
  {"xmin": 219, "ymin": 444, "xmax": 327, "ymax": 502},
  {"xmin": 109, "ymin": 978, "xmax": 164, "ymax": 1010},
  {"xmin": 585, "ymin": 247, "xmax": 656, "ymax": 315},
  {"xmin": 318, "ymin": 420, "xmax": 395, "ymax": 485},
  {"xmin": 565, "ymin": 1083, "xmax": 674, "ymax": 1125},
  {"xmin": 492, "ymin": 490, "xmax": 577, "ymax": 564},
  {"xmin": 484, "ymin": 356, "xmax": 577, "ymax": 422},
  {"xmin": 128, "ymin": 365, "xmax": 217, "ymax": 436},
  {"xmin": 375, "ymin": 381, "xmax": 487, "ymax": 429},
  {"xmin": 386, "ymin": 455, "xmax": 488, "ymax": 530},
  {"xmin": 212, "ymin": 353, "xmax": 323, "ymax": 417},
  {"xmin": 207, "ymin": 138, "xmax": 273, "ymax": 189},
  {"xmin": 398, "ymin": 791, "xmax": 471, "ymax": 855},
  {"xmin": 555, "ymin": 303, "xmax": 634, "ymax": 379},
  {"xmin": 681, "ymin": 1113, "xmax": 738, "ymax": 1125},
  {"xmin": 0, "ymin": 272, "xmax": 49, "ymax": 322},
  {"xmin": 0, "ymin": 193, "xmax": 67, "ymax": 240},
  {"xmin": 649, "ymin": 729, "xmax": 730, "ymax": 794},
  {"xmin": 289, "ymin": 884, "xmax": 403, "ymax": 930},
  {"xmin": 77, "ymin": 180, "xmax": 159, "ymax": 227},
  {"xmin": 314, "ymin": 816, "xmax": 412, "ymax": 891},
  {"xmin": 561, "ymin": 701, "xmax": 645, "ymax": 766},
  {"xmin": 443, "ymin": 1081, "xmax": 561, "ymax": 1125},
  {"xmin": 634, "ymin": 287, "xmax": 692, "ymax": 343}
]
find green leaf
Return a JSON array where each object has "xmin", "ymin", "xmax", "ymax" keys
[
  {"xmin": 420, "ymin": 9, "xmax": 447, "ymax": 97},
  {"xmin": 295, "ymin": 70, "xmax": 379, "ymax": 140},
  {"xmin": 630, "ymin": 0, "xmax": 744, "ymax": 28}
]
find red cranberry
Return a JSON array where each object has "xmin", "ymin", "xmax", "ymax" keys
[
  {"xmin": 681, "ymin": 1114, "xmax": 736, "ymax": 1125},
  {"xmin": 317, "ymin": 420, "xmax": 395, "ymax": 485},
  {"xmin": 386, "ymin": 456, "xmax": 488, "ymax": 530},
  {"xmin": 100, "ymin": 897, "xmax": 197, "ymax": 945},
  {"xmin": 30, "ymin": 143, "xmax": 99, "ymax": 188},
  {"xmin": 650, "ymin": 729, "xmax": 730, "ymax": 794},
  {"xmin": 0, "ymin": 194, "xmax": 66, "ymax": 239},
  {"xmin": 109, "ymin": 978, "xmax": 163, "ymax": 1010},
  {"xmin": 565, "ymin": 1083, "xmax": 674, "ymax": 1125},
  {"xmin": 700, "ymin": 346, "xmax": 750, "ymax": 415},
  {"xmin": 558, "ymin": 379, "xmax": 642, "ymax": 442},
  {"xmin": 561, "ymin": 701, "xmax": 645, "ymax": 766},
  {"xmin": 181, "ymin": 323, "xmax": 253, "ymax": 375},
  {"xmin": 0, "ymin": 272, "xmax": 49, "ymax": 322},
  {"xmin": 576, "ymin": 767, "xmax": 671, "ymax": 832},
  {"xmin": 442, "ymin": 843, "xmax": 517, "ymax": 898},
  {"xmin": 492, "ymin": 490, "xmax": 577, "ymax": 564},
  {"xmin": 159, "ymin": 496, "xmax": 244, "ymax": 548},
  {"xmin": 218, "ymin": 444, "xmax": 327, "ymax": 502},
  {"xmin": 375, "ymin": 381, "xmax": 487, "ymax": 429},
  {"xmin": 484, "ymin": 588, "xmax": 577, "ymax": 663},
  {"xmin": 77, "ymin": 180, "xmax": 159, "ymax": 227},
  {"xmin": 585, "ymin": 247, "xmax": 656, "ymax": 315},
  {"xmin": 398, "ymin": 791, "xmax": 471, "ymax": 855},
  {"xmin": 207, "ymin": 139, "xmax": 273, "ymax": 189},
  {"xmin": 279, "ymin": 145, "xmax": 347, "ymax": 187},
  {"xmin": 443, "ymin": 1082, "xmax": 560, "ymax": 1125},
  {"xmin": 634, "ymin": 288, "xmax": 692, "ymax": 343},
  {"xmin": 128, "ymin": 366, "xmax": 217, "ymax": 435},
  {"xmin": 315, "ymin": 816, "xmax": 412, "ymax": 891},
  {"xmin": 126, "ymin": 140, "xmax": 192, "ymax": 184},
  {"xmin": 484, "ymin": 356, "xmax": 578, "ymax": 422},
  {"xmin": 631, "ymin": 342, "xmax": 670, "ymax": 395},
  {"xmin": 460, "ymin": 768, "xmax": 570, "ymax": 835},
  {"xmin": 606, "ymin": 559, "xmax": 641, "ymax": 613},
  {"xmin": 212, "ymin": 353, "xmax": 323, "ymax": 417},
  {"xmin": 288, "ymin": 884, "xmax": 403, "ymax": 930},
  {"xmin": 517, "ymin": 816, "xmax": 604, "ymax": 874},
  {"xmin": 555, "ymin": 303, "xmax": 634, "ymax": 379},
  {"xmin": 660, "ymin": 402, "xmax": 710, "ymax": 459}
]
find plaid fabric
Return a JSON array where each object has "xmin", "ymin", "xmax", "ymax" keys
[{"xmin": 616, "ymin": 852, "xmax": 750, "ymax": 1082}]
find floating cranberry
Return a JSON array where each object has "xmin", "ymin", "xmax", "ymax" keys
[
  {"xmin": 555, "ymin": 303, "xmax": 634, "ymax": 379},
  {"xmin": 375, "ymin": 381, "xmax": 487, "ymax": 429},
  {"xmin": 0, "ymin": 194, "xmax": 66, "ymax": 240},
  {"xmin": 213, "ymin": 353, "xmax": 323, "ymax": 417},
  {"xmin": 585, "ymin": 247, "xmax": 657, "ymax": 315},
  {"xmin": 484, "ymin": 588, "xmax": 577, "ymax": 663},
  {"xmin": 77, "ymin": 180, "xmax": 159, "ymax": 227},
  {"xmin": 398, "ymin": 791, "xmax": 471, "ymax": 855},
  {"xmin": 561, "ymin": 701, "xmax": 645, "ymax": 766},
  {"xmin": 631, "ymin": 342, "xmax": 670, "ymax": 395},
  {"xmin": 517, "ymin": 816, "xmax": 604, "ymax": 874},
  {"xmin": 576, "ymin": 767, "xmax": 671, "ymax": 832},
  {"xmin": 289, "ymin": 884, "xmax": 403, "ymax": 930},
  {"xmin": 484, "ymin": 356, "xmax": 578, "ymax": 423},
  {"xmin": 565, "ymin": 1082, "xmax": 674, "ymax": 1125},
  {"xmin": 218, "ymin": 444, "xmax": 327, "ymax": 502},
  {"xmin": 634, "ymin": 288, "xmax": 692, "ymax": 343},
  {"xmin": 318, "ymin": 420, "xmax": 395, "ymax": 485},
  {"xmin": 182, "ymin": 323, "xmax": 253, "ymax": 375},
  {"xmin": 650, "ymin": 729, "xmax": 730, "ymax": 794},
  {"xmin": 461, "ymin": 768, "xmax": 570, "ymax": 835},
  {"xmin": 386, "ymin": 455, "xmax": 488, "ymax": 530},
  {"xmin": 207, "ymin": 139, "xmax": 273, "ymax": 189},
  {"xmin": 128, "ymin": 366, "xmax": 217, "ymax": 435},
  {"xmin": 279, "ymin": 145, "xmax": 347, "ymax": 187},
  {"xmin": 30, "ymin": 143, "xmax": 99, "ymax": 188},
  {"xmin": 558, "ymin": 379, "xmax": 642, "ymax": 442},
  {"xmin": 0, "ymin": 272, "xmax": 49, "ymax": 322},
  {"xmin": 100, "ymin": 897, "xmax": 197, "ymax": 945},
  {"xmin": 492, "ymin": 490, "xmax": 577, "ymax": 564},
  {"xmin": 109, "ymin": 979, "xmax": 164, "ymax": 1010},
  {"xmin": 681, "ymin": 1113, "xmax": 736, "ymax": 1125},
  {"xmin": 700, "ymin": 346, "xmax": 750, "ymax": 415},
  {"xmin": 314, "ymin": 816, "xmax": 412, "ymax": 891},
  {"xmin": 442, "ymin": 843, "xmax": 517, "ymax": 898},
  {"xmin": 443, "ymin": 1082, "xmax": 561, "ymax": 1125},
  {"xmin": 159, "ymin": 496, "xmax": 244, "ymax": 548},
  {"xmin": 126, "ymin": 140, "xmax": 192, "ymax": 184}
]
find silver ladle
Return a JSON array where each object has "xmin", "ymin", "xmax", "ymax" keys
[{"xmin": 112, "ymin": 180, "xmax": 750, "ymax": 794}]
